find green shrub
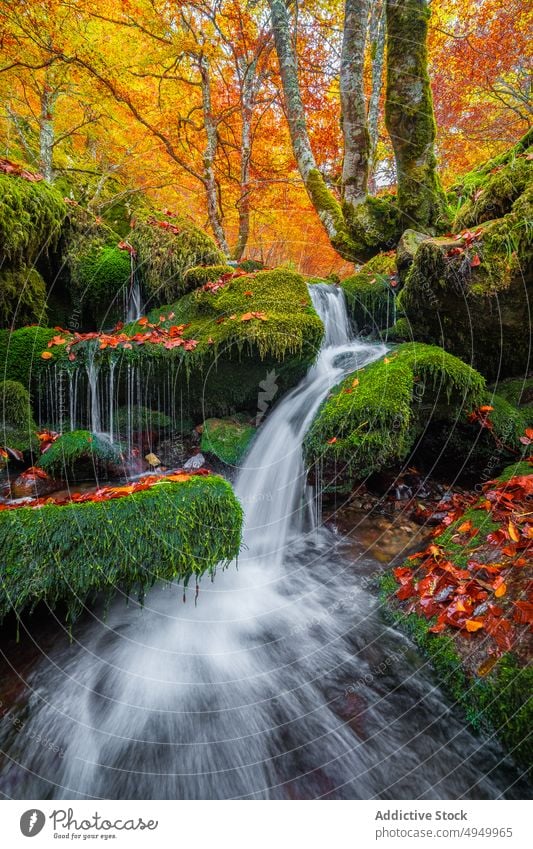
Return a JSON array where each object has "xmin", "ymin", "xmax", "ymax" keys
[
  {"xmin": 305, "ymin": 342, "xmax": 485, "ymax": 482},
  {"xmin": 0, "ymin": 267, "xmax": 47, "ymax": 329},
  {"xmin": 0, "ymin": 475, "xmax": 242, "ymax": 625},
  {"xmin": 0, "ymin": 173, "xmax": 66, "ymax": 265},
  {"xmin": 201, "ymin": 416, "xmax": 256, "ymax": 465},
  {"xmin": 0, "ymin": 379, "xmax": 38, "ymax": 453},
  {"xmin": 37, "ymin": 430, "xmax": 122, "ymax": 480}
]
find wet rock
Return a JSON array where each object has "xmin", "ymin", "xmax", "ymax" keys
[
  {"xmin": 11, "ymin": 467, "xmax": 62, "ymax": 498},
  {"xmin": 184, "ymin": 452, "xmax": 206, "ymax": 470}
]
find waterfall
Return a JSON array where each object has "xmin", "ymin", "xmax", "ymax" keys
[
  {"xmin": 86, "ymin": 346, "xmax": 101, "ymax": 434},
  {"xmin": 4, "ymin": 284, "xmax": 525, "ymax": 801},
  {"xmin": 125, "ymin": 253, "xmax": 142, "ymax": 323}
]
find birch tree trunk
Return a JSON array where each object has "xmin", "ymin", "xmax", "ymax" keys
[
  {"xmin": 268, "ymin": 0, "xmax": 352, "ymax": 255},
  {"xmin": 199, "ymin": 55, "xmax": 230, "ymax": 256},
  {"xmin": 233, "ymin": 58, "xmax": 256, "ymax": 262},
  {"xmin": 367, "ymin": 0, "xmax": 386, "ymax": 192},
  {"xmin": 340, "ymin": 0, "xmax": 370, "ymax": 205},
  {"xmin": 385, "ymin": 0, "xmax": 446, "ymax": 230},
  {"xmin": 39, "ymin": 85, "xmax": 56, "ymax": 183}
]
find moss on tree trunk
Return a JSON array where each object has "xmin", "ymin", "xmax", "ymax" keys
[{"xmin": 385, "ymin": 0, "xmax": 447, "ymax": 231}]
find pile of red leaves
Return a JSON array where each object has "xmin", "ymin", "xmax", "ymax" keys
[
  {"xmin": 0, "ymin": 468, "xmax": 210, "ymax": 512},
  {"xmin": 392, "ymin": 464, "xmax": 533, "ymax": 656}
]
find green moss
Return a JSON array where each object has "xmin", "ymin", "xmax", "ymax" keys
[
  {"xmin": 386, "ymin": 317, "xmax": 413, "ymax": 342},
  {"xmin": 400, "ymin": 191, "xmax": 533, "ymax": 380},
  {"xmin": 115, "ymin": 406, "xmax": 173, "ymax": 434},
  {"xmin": 490, "ymin": 375, "xmax": 533, "ymax": 413},
  {"xmin": 341, "ymin": 254, "xmax": 396, "ymax": 333},
  {"xmin": 201, "ymin": 416, "xmax": 256, "ymax": 465},
  {"xmin": 0, "ymin": 379, "xmax": 38, "ymax": 454},
  {"xmin": 37, "ymin": 430, "xmax": 122, "ymax": 481},
  {"xmin": 183, "ymin": 265, "xmax": 235, "ymax": 293},
  {"xmin": 0, "ymin": 475, "xmax": 242, "ymax": 626},
  {"xmin": 0, "ymin": 173, "xmax": 66, "ymax": 266},
  {"xmin": 0, "ymin": 326, "xmax": 59, "ymax": 392},
  {"xmin": 238, "ymin": 259, "xmax": 265, "ymax": 273},
  {"xmin": 131, "ymin": 213, "xmax": 224, "ymax": 305},
  {"xmin": 305, "ymin": 342, "xmax": 485, "ymax": 483},
  {"xmin": 452, "ymin": 129, "xmax": 533, "ymax": 230},
  {"xmin": 69, "ymin": 244, "xmax": 131, "ymax": 329},
  {"xmin": 0, "ymin": 267, "xmax": 47, "ymax": 329}
]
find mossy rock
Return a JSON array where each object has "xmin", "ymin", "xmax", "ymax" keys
[
  {"xmin": 489, "ymin": 375, "xmax": 533, "ymax": 415},
  {"xmin": 305, "ymin": 342, "xmax": 485, "ymax": 488},
  {"xmin": 386, "ymin": 317, "xmax": 413, "ymax": 342},
  {"xmin": 341, "ymin": 253, "xmax": 397, "ymax": 334},
  {"xmin": 201, "ymin": 416, "xmax": 256, "ymax": 465},
  {"xmin": 183, "ymin": 264, "xmax": 235, "ymax": 293},
  {"xmin": 398, "ymin": 190, "xmax": 533, "ymax": 379},
  {"xmin": 37, "ymin": 430, "xmax": 122, "ymax": 482},
  {"xmin": 0, "ymin": 326, "xmax": 62, "ymax": 395},
  {"xmin": 0, "ymin": 173, "xmax": 66, "ymax": 266},
  {"xmin": 413, "ymin": 391, "xmax": 531, "ymax": 482},
  {"xmin": 0, "ymin": 379, "xmax": 38, "ymax": 454},
  {"xmin": 451, "ymin": 128, "xmax": 533, "ymax": 231},
  {"xmin": 0, "ymin": 474, "xmax": 242, "ymax": 626},
  {"xmin": 0, "ymin": 266, "xmax": 47, "ymax": 330},
  {"xmin": 69, "ymin": 243, "xmax": 131, "ymax": 329},
  {"xmin": 115, "ymin": 406, "xmax": 173, "ymax": 435},
  {"xmin": 131, "ymin": 212, "xmax": 224, "ymax": 306}
]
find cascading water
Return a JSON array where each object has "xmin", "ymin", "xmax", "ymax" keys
[
  {"xmin": 125, "ymin": 254, "xmax": 143, "ymax": 324},
  {"xmin": 0, "ymin": 285, "xmax": 528, "ymax": 800}
]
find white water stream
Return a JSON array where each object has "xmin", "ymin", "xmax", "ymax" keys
[{"xmin": 0, "ymin": 285, "xmax": 527, "ymax": 800}]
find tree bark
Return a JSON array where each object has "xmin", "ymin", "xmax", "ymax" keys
[
  {"xmin": 199, "ymin": 55, "xmax": 230, "ymax": 256},
  {"xmin": 39, "ymin": 84, "xmax": 56, "ymax": 182},
  {"xmin": 367, "ymin": 0, "xmax": 386, "ymax": 192},
  {"xmin": 268, "ymin": 0, "xmax": 351, "ymax": 252},
  {"xmin": 340, "ymin": 0, "xmax": 370, "ymax": 205},
  {"xmin": 385, "ymin": 0, "xmax": 446, "ymax": 230},
  {"xmin": 233, "ymin": 58, "xmax": 256, "ymax": 262}
]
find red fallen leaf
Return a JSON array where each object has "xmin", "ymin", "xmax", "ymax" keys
[
  {"xmin": 396, "ymin": 581, "xmax": 415, "ymax": 601},
  {"xmin": 41, "ymin": 351, "xmax": 53, "ymax": 360},
  {"xmin": 513, "ymin": 601, "xmax": 533, "ymax": 625},
  {"xmin": 164, "ymin": 473, "xmax": 191, "ymax": 483},
  {"xmin": 327, "ymin": 437, "xmax": 337, "ymax": 445},
  {"xmin": 393, "ymin": 566, "xmax": 413, "ymax": 583},
  {"xmin": 470, "ymin": 253, "xmax": 481, "ymax": 268},
  {"xmin": 244, "ymin": 291, "xmax": 253, "ymax": 296},
  {"xmin": 447, "ymin": 246, "xmax": 464, "ymax": 257},
  {"xmin": 138, "ymin": 317, "xmax": 149, "ymax": 326},
  {"xmin": 458, "ymin": 519, "xmax": 473, "ymax": 533},
  {"xmin": 493, "ymin": 576, "xmax": 507, "ymax": 598},
  {"xmin": 465, "ymin": 619, "xmax": 484, "ymax": 632},
  {"xmin": 117, "ymin": 240, "xmax": 137, "ymax": 256},
  {"xmin": 501, "ymin": 544, "xmax": 517, "ymax": 557},
  {"xmin": 215, "ymin": 317, "xmax": 225, "ymax": 324},
  {"xmin": 479, "ymin": 405, "xmax": 494, "ymax": 414}
]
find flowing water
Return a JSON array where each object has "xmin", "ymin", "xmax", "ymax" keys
[{"xmin": 0, "ymin": 286, "xmax": 529, "ymax": 800}]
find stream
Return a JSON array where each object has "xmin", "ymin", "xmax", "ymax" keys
[{"xmin": 0, "ymin": 285, "xmax": 529, "ymax": 800}]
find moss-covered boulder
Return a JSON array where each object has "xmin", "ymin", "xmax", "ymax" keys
[
  {"xmin": 131, "ymin": 212, "xmax": 225, "ymax": 305},
  {"xmin": 451, "ymin": 128, "xmax": 533, "ymax": 232},
  {"xmin": 0, "ymin": 474, "xmax": 242, "ymax": 625},
  {"xmin": 115, "ymin": 406, "xmax": 173, "ymax": 435},
  {"xmin": 37, "ymin": 430, "xmax": 122, "ymax": 481},
  {"xmin": 305, "ymin": 342, "xmax": 485, "ymax": 488},
  {"xmin": 0, "ymin": 326, "xmax": 62, "ymax": 394},
  {"xmin": 398, "ymin": 134, "xmax": 532, "ymax": 380},
  {"xmin": 490, "ymin": 375, "xmax": 533, "ymax": 417},
  {"xmin": 340, "ymin": 252, "xmax": 397, "ymax": 334},
  {"xmin": 0, "ymin": 173, "xmax": 65, "ymax": 266},
  {"xmin": 68, "ymin": 243, "xmax": 131, "ymax": 329},
  {"xmin": 0, "ymin": 379, "xmax": 38, "ymax": 454},
  {"xmin": 0, "ymin": 267, "xmax": 47, "ymax": 329},
  {"xmin": 183, "ymin": 264, "xmax": 236, "ymax": 293},
  {"xmin": 201, "ymin": 416, "xmax": 256, "ymax": 465}
]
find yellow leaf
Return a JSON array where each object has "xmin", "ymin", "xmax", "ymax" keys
[{"xmin": 465, "ymin": 619, "xmax": 484, "ymax": 632}]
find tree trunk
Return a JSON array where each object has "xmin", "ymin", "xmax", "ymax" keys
[
  {"xmin": 268, "ymin": 0, "xmax": 351, "ymax": 253},
  {"xmin": 199, "ymin": 55, "xmax": 230, "ymax": 256},
  {"xmin": 340, "ymin": 0, "xmax": 370, "ymax": 205},
  {"xmin": 367, "ymin": 0, "xmax": 386, "ymax": 192},
  {"xmin": 233, "ymin": 59, "xmax": 256, "ymax": 262},
  {"xmin": 39, "ymin": 85, "xmax": 55, "ymax": 182},
  {"xmin": 385, "ymin": 0, "xmax": 446, "ymax": 230}
]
